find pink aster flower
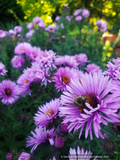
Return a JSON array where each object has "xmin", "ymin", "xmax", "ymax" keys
[
  {"xmin": 0, "ymin": 30, "xmax": 6, "ymax": 38},
  {"xmin": 53, "ymin": 67, "xmax": 78, "ymax": 92},
  {"xmin": 11, "ymin": 55, "xmax": 25, "ymax": 68},
  {"xmin": 82, "ymin": 9, "xmax": 90, "ymax": 18},
  {"xmin": 0, "ymin": 62, "xmax": 8, "ymax": 75},
  {"xmin": 74, "ymin": 53, "xmax": 89, "ymax": 66},
  {"xmin": 27, "ymin": 22, "xmax": 34, "ymax": 30},
  {"xmin": 38, "ymin": 21, "xmax": 46, "ymax": 28},
  {"xmin": 73, "ymin": 9, "xmax": 82, "ymax": 16},
  {"xmin": 27, "ymin": 46, "xmax": 41, "ymax": 61},
  {"xmin": 85, "ymin": 63, "xmax": 102, "ymax": 75},
  {"xmin": 59, "ymin": 71, "xmax": 120, "ymax": 139},
  {"xmin": 33, "ymin": 16, "xmax": 43, "ymax": 24},
  {"xmin": 26, "ymin": 126, "xmax": 56, "ymax": 153},
  {"xmin": 34, "ymin": 49, "xmax": 56, "ymax": 70},
  {"xmin": 69, "ymin": 146, "xmax": 98, "ymax": 160},
  {"xmin": 18, "ymin": 152, "xmax": 31, "ymax": 160},
  {"xmin": 26, "ymin": 30, "xmax": 34, "ymax": 38},
  {"xmin": 17, "ymin": 71, "xmax": 32, "ymax": 97},
  {"xmin": 14, "ymin": 42, "xmax": 32, "ymax": 55},
  {"xmin": 0, "ymin": 80, "xmax": 20, "ymax": 104},
  {"xmin": 75, "ymin": 16, "xmax": 82, "ymax": 21},
  {"xmin": 34, "ymin": 98, "xmax": 60, "ymax": 127},
  {"xmin": 17, "ymin": 65, "xmax": 45, "ymax": 96}
]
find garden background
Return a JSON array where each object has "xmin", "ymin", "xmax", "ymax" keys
[{"xmin": 0, "ymin": 0, "xmax": 120, "ymax": 160}]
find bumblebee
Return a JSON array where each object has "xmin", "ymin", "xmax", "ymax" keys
[{"xmin": 73, "ymin": 96, "xmax": 87, "ymax": 112}]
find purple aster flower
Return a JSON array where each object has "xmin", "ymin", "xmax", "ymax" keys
[
  {"xmin": 0, "ymin": 62, "xmax": 8, "ymax": 75},
  {"xmin": 75, "ymin": 16, "xmax": 82, "ymax": 21},
  {"xmin": 74, "ymin": 53, "xmax": 89, "ymax": 66},
  {"xmin": 55, "ymin": 55, "xmax": 78, "ymax": 68},
  {"xmin": 26, "ymin": 30, "xmax": 34, "ymax": 38},
  {"xmin": 27, "ymin": 22, "xmax": 34, "ymax": 30},
  {"xmin": 14, "ymin": 26, "xmax": 22, "ymax": 34},
  {"xmin": 45, "ymin": 25, "xmax": 57, "ymax": 33},
  {"xmin": 26, "ymin": 126, "xmax": 56, "ymax": 153},
  {"xmin": 50, "ymin": 37, "xmax": 59, "ymax": 41},
  {"xmin": 101, "ymin": 22, "xmax": 107, "ymax": 32},
  {"xmin": 82, "ymin": 9, "xmax": 90, "ymax": 18},
  {"xmin": 59, "ymin": 71, "xmax": 120, "ymax": 139},
  {"xmin": 8, "ymin": 29, "xmax": 16, "ymax": 37},
  {"xmin": 95, "ymin": 20, "xmax": 107, "ymax": 32},
  {"xmin": 60, "ymin": 23, "xmax": 64, "ymax": 29},
  {"xmin": 55, "ymin": 16, "xmax": 60, "ymax": 21},
  {"xmin": 73, "ymin": 9, "xmax": 82, "ymax": 16},
  {"xmin": 33, "ymin": 16, "xmax": 43, "ymax": 24},
  {"xmin": 11, "ymin": 55, "xmax": 25, "ymax": 68},
  {"xmin": 95, "ymin": 20, "xmax": 102, "ymax": 26},
  {"xmin": 34, "ymin": 98, "xmax": 60, "ymax": 127},
  {"xmin": 14, "ymin": 42, "xmax": 32, "ymax": 55},
  {"xmin": 0, "ymin": 30, "xmax": 6, "ymax": 38},
  {"xmin": 38, "ymin": 21, "xmax": 46, "ymax": 28},
  {"xmin": 104, "ymin": 58, "xmax": 120, "ymax": 80},
  {"xmin": 66, "ymin": 16, "xmax": 71, "ymax": 22},
  {"xmin": 69, "ymin": 146, "xmax": 98, "ymax": 160},
  {"xmin": 18, "ymin": 152, "xmax": 31, "ymax": 160},
  {"xmin": 85, "ymin": 63, "xmax": 102, "ymax": 75},
  {"xmin": 53, "ymin": 67, "xmax": 78, "ymax": 92},
  {"xmin": 0, "ymin": 80, "xmax": 20, "ymax": 104}
]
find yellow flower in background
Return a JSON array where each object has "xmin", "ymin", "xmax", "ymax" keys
[
  {"xmin": 105, "ymin": 40, "xmax": 111, "ymax": 47},
  {"xmin": 107, "ymin": 52, "xmax": 111, "ymax": 57}
]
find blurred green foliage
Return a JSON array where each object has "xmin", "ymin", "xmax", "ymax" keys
[{"xmin": 0, "ymin": 0, "xmax": 25, "ymax": 29}]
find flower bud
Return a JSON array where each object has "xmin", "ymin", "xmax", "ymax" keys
[
  {"xmin": 103, "ymin": 133, "xmax": 109, "ymax": 139},
  {"xmin": 61, "ymin": 123, "xmax": 68, "ymax": 133},
  {"xmin": 6, "ymin": 153, "xmax": 12, "ymax": 160},
  {"xmin": 54, "ymin": 137, "xmax": 64, "ymax": 148}
]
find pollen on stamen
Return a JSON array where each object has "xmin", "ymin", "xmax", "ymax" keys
[
  {"xmin": 5, "ymin": 89, "xmax": 11, "ymax": 96},
  {"xmin": 21, "ymin": 48, "xmax": 25, "ymax": 51},
  {"xmin": 46, "ymin": 109, "xmax": 54, "ymax": 116},
  {"xmin": 62, "ymin": 75, "xmax": 70, "ymax": 84},
  {"xmin": 24, "ymin": 80, "xmax": 29, "ymax": 84}
]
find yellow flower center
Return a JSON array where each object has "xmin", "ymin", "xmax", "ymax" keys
[
  {"xmin": 21, "ymin": 48, "xmax": 25, "ymax": 51},
  {"xmin": 46, "ymin": 109, "xmax": 54, "ymax": 116},
  {"xmin": 5, "ymin": 89, "xmax": 11, "ymax": 96},
  {"xmin": 62, "ymin": 75, "xmax": 70, "ymax": 84},
  {"xmin": 24, "ymin": 80, "xmax": 29, "ymax": 84},
  {"xmin": 34, "ymin": 55, "xmax": 36, "ymax": 59}
]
